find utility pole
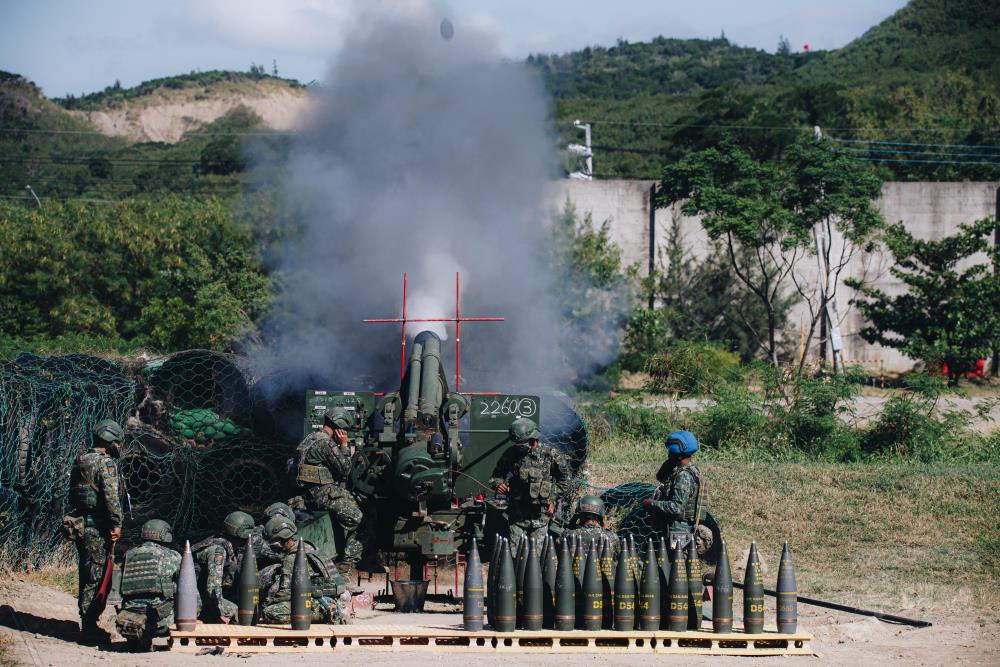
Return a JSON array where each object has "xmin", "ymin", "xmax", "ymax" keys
[
  {"xmin": 567, "ymin": 120, "xmax": 592, "ymax": 180},
  {"xmin": 24, "ymin": 185, "xmax": 41, "ymax": 208}
]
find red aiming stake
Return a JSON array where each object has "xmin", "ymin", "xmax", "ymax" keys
[{"xmin": 363, "ymin": 273, "xmax": 503, "ymax": 391}]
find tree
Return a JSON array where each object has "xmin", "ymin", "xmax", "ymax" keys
[
  {"xmin": 656, "ymin": 135, "xmax": 883, "ymax": 366},
  {"xmin": 846, "ymin": 219, "xmax": 1000, "ymax": 385},
  {"xmin": 777, "ymin": 35, "xmax": 791, "ymax": 55},
  {"xmin": 197, "ymin": 137, "xmax": 246, "ymax": 175},
  {"xmin": 0, "ymin": 195, "xmax": 271, "ymax": 352},
  {"xmin": 782, "ymin": 137, "xmax": 884, "ymax": 371}
]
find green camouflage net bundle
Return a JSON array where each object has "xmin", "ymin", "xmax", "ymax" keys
[{"xmin": 0, "ymin": 354, "xmax": 134, "ymax": 566}]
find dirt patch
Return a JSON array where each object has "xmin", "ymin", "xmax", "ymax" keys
[{"xmin": 67, "ymin": 80, "xmax": 311, "ymax": 143}]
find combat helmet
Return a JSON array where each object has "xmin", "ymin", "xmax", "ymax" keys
[
  {"xmin": 93, "ymin": 419, "xmax": 124, "ymax": 444},
  {"xmin": 263, "ymin": 502, "xmax": 295, "ymax": 522},
  {"xmin": 665, "ymin": 430, "xmax": 699, "ymax": 457},
  {"xmin": 576, "ymin": 494, "xmax": 606, "ymax": 519},
  {"xmin": 140, "ymin": 519, "xmax": 173, "ymax": 544},
  {"xmin": 323, "ymin": 407, "xmax": 352, "ymax": 430},
  {"xmin": 223, "ymin": 511, "xmax": 255, "ymax": 539},
  {"xmin": 264, "ymin": 515, "xmax": 297, "ymax": 542},
  {"xmin": 508, "ymin": 417, "xmax": 541, "ymax": 444}
]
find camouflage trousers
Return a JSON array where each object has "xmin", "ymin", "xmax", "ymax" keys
[
  {"xmin": 202, "ymin": 595, "xmax": 238, "ymax": 623},
  {"xmin": 260, "ymin": 596, "xmax": 347, "ymax": 625},
  {"xmin": 305, "ymin": 485, "xmax": 363, "ymax": 565},
  {"xmin": 75, "ymin": 525, "xmax": 111, "ymax": 628},
  {"xmin": 115, "ymin": 599, "xmax": 174, "ymax": 648},
  {"xmin": 506, "ymin": 504, "xmax": 550, "ymax": 546}
]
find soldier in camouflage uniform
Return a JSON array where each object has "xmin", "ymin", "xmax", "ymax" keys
[
  {"xmin": 115, "ymin": 519, "xmax": 181, "ymax": 651},
  {"xmin": 257, "ymin": 516, "xmax": 350, "ymax": 624},
  {"xmin": 294, "ymin": 407, "xmax": 363, "ymax": 577},
  {"xmin": 66, "ymin": 419, "xmax": 124, "ymax": 644},
  {"xmin": 563, "ymin": 495, "xmax": 621, "ymax": 554},
  {"xmin": 489, "ymin": 417, "xmax": 570, "ymax": 545},
  {"xmin": 643, "ymin": 430, "xmax": 706, "ymax": 550},
  {"xmin": 191, "ymin": 511, "xmax": 255, "ymax": 623},
  {"xmin": 249, "ymin": 502, "xmax": 296, "ymax": 566}
]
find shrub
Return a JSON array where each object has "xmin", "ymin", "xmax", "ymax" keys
[{"xmin": 645, "ymin": 340, "xmax": 742, "ymax": 395}]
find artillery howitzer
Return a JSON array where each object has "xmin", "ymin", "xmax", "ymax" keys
[{"xmin": 298, "ymin": 330, "xmax": 554, "ymax": 579}]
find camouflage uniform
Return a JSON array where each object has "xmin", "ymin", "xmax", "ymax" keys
[
  {"xmin": 115, "ymin": 523, "xmax": 181, "ymax": 650},
  {"xmin": 191, "ymin": 537, "xmax": 239, "ymax": 621},
  {"xmin": 249, "ymin": 526, "xmax": 285, "ymax": 566},
  {"xmin": 563, "ymin": 523, "xmax": 621, "ymax": 554},
  {"xmin": 259, "ymin": 546, "xmax": 349, "ymax": 624},
  {"xmin": 295, "ymin": 430, "xmax": 363, "ymax": 567},
  {"xmin": 648, "ymin": 461, "xmax": 704, "ymax": 548},
  {"xmin": 489, "ymin": 442, "xmax": 570, "ymax": 545},
  {"xmin": 68, "ymin": 441, "xmax": 123, "ymax": 636}
]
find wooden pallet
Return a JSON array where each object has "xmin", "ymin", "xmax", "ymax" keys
[{"xmin": 170, "ymin": 623, "xmax": 814, "ymax": 655}]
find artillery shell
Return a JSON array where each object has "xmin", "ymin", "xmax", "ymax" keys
[{"xmin": 776, "ymin": 541, "xmax": 797, "ymax": 633}]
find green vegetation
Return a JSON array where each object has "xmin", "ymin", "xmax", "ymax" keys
[
  {"xmin": 0, "ymin": 70, "xmax": 292, "ymax": 200},
  {"xmin": 847, "ymin": 219, "xmax": 1000, "ymax": 384},
  {"xmin": 656, "ymin": 136, "xmax": 884, "ymax": 366},
  {"xmin": 0, "ymin": 195, "xmax": 270, "ymax": 355},
  {"xmin": 537, "ymin": 0, "xmax": 1000, "ymax": 180}
]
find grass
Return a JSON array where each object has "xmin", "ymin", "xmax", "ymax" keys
[
  {"xmin": 586, "ymin": 431, "xmax": 1000, "ymax": 617},
  {"xmin": 0, "ymin": 633, "xmax": 15, "ymax": 667}
]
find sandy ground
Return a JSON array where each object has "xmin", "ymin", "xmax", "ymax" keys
[{"xmin": 1, "ymin": 576, "xmax": 997, "ymax": 666}]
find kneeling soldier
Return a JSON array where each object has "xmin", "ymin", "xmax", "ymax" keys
[
  {"xmin": 258, "ymin": 516, "xmax": 350, "ymax": 624},
  {"xmin": 563, "ymin": 495, "xmax": 620, "ymax": 553},
  {"xmin": 116, "ymin": 519, "xmax": 181, "ymax": 650},
  {"xmin": 192, "ymin": 510, "xmax": 255, "ymax": 623}
]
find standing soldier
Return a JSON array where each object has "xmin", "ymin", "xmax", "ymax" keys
[
  {"xmin": 67, "ymin": 419, "xmax": 124, "ymax": 644},
  {"xmin": 294, "ymin": 407, "xmax": 363, "ymax": 579},
  {"xmin": 191, "ymin": 510, "xmax": 256, "ymax": 623},
  {"xmin": 257, "ymin": 516, "xmax": 349, "ymax": 624},
  {"xmin": 489, "ymin": 417, "xmax": 570, "ymax": 545},
  {"xmin": 563, "ymin": 495, "xmax": 620, "ymax": 553},
  {"xmin": 643, "ymin": 430, "xmax": 706, "ymax": 550},
  {"xmin": 115, "ymin": 519, "xmax": 182, "ymax": 650}
]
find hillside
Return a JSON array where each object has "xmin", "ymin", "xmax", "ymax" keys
[
  {"xmin": 57, "ymin": 71, "xmax": 309, "ymax": 143},
  {"xmin": 535, "ymin": 0, "xmax": 1000, "ymax": 180},
  {"xmin": 0, "ymin": 70, "xmax": 296, "ymax": 200}
]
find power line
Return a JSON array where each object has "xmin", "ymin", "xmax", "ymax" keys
[
  {"xmin": 838, "ymin": 146, "xmax": 1000, "ymax": 160},
  {"xmin": 833, "ymin": 138, "xmax": 1000, "ymax": 151},
  {"xmin": 852, "ymin": 156, "xmax": 1000, "ymax": 166}
]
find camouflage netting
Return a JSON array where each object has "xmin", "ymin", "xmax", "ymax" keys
[
  {"xmin": 601, "ymin": 481, "xmax": 723, "ymax": 565},
  {"xmin": 1, "ymin": 350, "xmax": 593, "ymax": 567},
  {"xmin": 0, "ymin": 353, "xmax": 135, "ymax": 565}
]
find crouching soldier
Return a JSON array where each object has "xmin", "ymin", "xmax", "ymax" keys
[
  {"xmin": 250, "ymin": 502, "xmax": 296, "ymax": 567},
  {"xmin": 563, "ymin": 495, "xmax": 620, "ymax": 554},
  {"xmin": 191, "ymin": 511, "xmax": 255, "ymax": 623},
  {"xmin": 116, "ymin": 519, "xmax": 181, "ymax": 650},
  {"xmin": 258, "ymin": 516, "xmax": 350, "ymax": 625}
]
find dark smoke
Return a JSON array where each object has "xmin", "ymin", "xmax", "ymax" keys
[{"xmin": 251, "ymin": 2, "xmax": 618, "ymax": 395}]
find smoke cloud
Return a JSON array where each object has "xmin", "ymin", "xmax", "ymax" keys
[{"xmin": 252, "ymin": 1, "xmax": 611, "ymax": 395}]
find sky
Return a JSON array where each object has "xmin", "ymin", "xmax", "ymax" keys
[{"xmin": 0, "ymin": 0, "xmax": 908, "ymax": 99}]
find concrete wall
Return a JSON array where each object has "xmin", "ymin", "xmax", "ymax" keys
[{"xmin": 543, "ymin": 180, "xmax": 1000, "ymax": 372}]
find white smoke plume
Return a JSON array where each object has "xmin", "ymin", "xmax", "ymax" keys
[{"xmin": 251, "ymin": 1, "xmax": 618, "ymax": 394}]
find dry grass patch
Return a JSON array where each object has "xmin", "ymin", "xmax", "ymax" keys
[{"xmin": 588, "ymin": 456, "xmax": 1000, "ymax": 617}]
